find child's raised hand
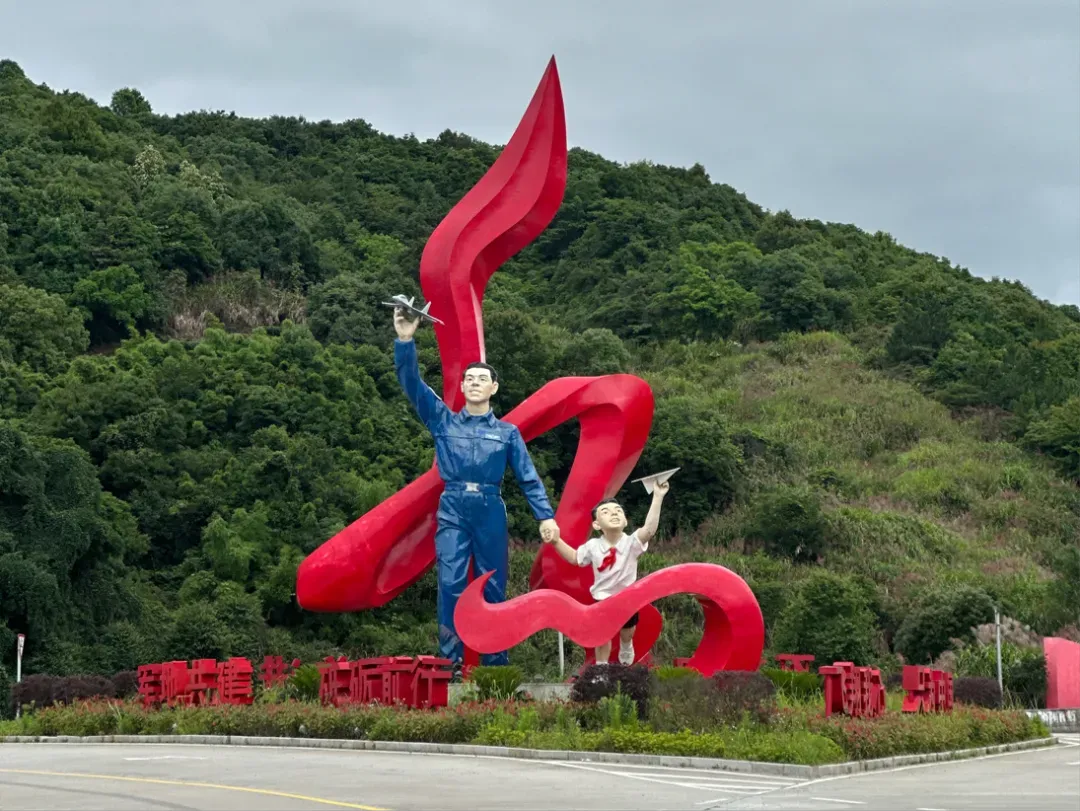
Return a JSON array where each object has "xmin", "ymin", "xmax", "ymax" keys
[{"xmin": 654, "ymin": 480, "xmax": 671, "ymax": 497}]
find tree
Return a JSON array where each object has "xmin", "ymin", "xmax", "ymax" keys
[
  {"xmin": 69, "ymin": 265, "xmax": 156, "ymax": 345},
  {"xmin": 1026, "ymin": 397, "xmax": 1080, "ymax": 480},
  {"xmin": 0, "ymin": 284, "xmax": 89, "ymax": 374},
  {"xmin": 110, "ymin": 88, "xmax": 152, "ymax": 117},
  {"xmin": 772, "ymin": 571, "xmax": 879, "ymax": 665}
]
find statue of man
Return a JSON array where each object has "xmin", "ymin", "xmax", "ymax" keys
[{"xmin": 393, "ymin": 307, "xmax": 560, "ymax": 678}]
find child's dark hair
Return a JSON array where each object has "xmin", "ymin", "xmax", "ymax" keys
[
  {"xmin": 464, "ymin": 361, "xmax": 498, "ymax": 383},
  {"xmin": 592, "ymin": 498, "xmax": 622, "ymax": 519}
]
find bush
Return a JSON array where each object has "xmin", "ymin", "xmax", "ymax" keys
[
  {"xmin": 954, "ymin": 677, "xmax": 1003, "ymax": 709},
  {"xmin": 771, "ymin": 571, "xmax": 878, "ymax": 666},
  {"xmin": 112, "ymin": 671, "xmax": 139, "ymax": 699},
  {"xmin": 8, "ymin": 670, "xmax": 146, "ymax": 715},
  {"xmin": 953, "ymin": 641, "xmax": 1048, "ymax": 708},
  {"xmin": 712, "ymin": 671, "xmax": 777, "ymax": 724},
  {"xmin": 811, "ymin": 706, "xmax": 1045, "ymax": 761},
  {"xmin": 744, "ymin": 486, "xmax": 828, "ymax": 562},
  {"xmin": 0, "ymin": 665, "xmax": 11, "ymax": 720},
  {"xmin": 895, "ymin": 585, "xmax": 995, "ymax": 664},
  {"xmin": 647, "ymin": 670, "xmax": 778, "ymax": 733},
  {"xmin": 570, "ymin": 664, "xmax": 651, "ymax": 719},
  {"xmin": 11, "ymin": 673, "xmax": 118, "ymax": 714},
  {"xmin": 762, "ymin": 668, "xmax": 824, "ymax": 701},
  {"xmin": 285, "ymin": 664, "xmax": 321, "ymax": 702},
  {"xmin": 470, "ymin": 665, "xmax": 524, "ymax": 701},
  {"xmin": 651, "ymin": 665, "xmax": 699, "ymax": 682},
  {"xmin": 648, "ymin": 671, "xmax": 726, "ymax": 733}
]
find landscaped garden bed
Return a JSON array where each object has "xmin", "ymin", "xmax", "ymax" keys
[{"xmin": 1, "ymin": 664, "xmax": 1048, "ymax": 766}]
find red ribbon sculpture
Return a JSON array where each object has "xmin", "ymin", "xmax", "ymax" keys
[{"xmin": 296, "ymin": 57, "xmax": 764, "ymax": 672}]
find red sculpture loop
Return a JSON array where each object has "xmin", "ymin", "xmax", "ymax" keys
[{"xmin": 455, "ymin": 564, "xmax": 766, "ymax": 675}]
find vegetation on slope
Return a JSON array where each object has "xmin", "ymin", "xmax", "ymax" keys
[{"xmin": 1, "ymin": 59, "xmax": 1077, "ymax": 688}]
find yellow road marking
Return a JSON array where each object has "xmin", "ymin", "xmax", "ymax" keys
[{"xmin": 0, "ymin": 768, "xmax": 388, "ymax": 810}]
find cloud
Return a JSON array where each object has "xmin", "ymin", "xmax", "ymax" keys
[{"xmin": 2, "ymin": 0, "xmax": 1077, "ymax": 304}]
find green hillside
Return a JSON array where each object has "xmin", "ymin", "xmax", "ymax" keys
[{"xmin": 1, "ymin": 59, "xmax": 1077, "ymax": 689}]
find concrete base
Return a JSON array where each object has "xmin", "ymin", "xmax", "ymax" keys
[{"xmin": 1026, "ymin": 708, "xmax": 1079, "ymax": 732}]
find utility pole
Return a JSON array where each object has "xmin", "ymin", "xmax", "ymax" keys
[
  {"xmin": 558, "ymin": 632, "xmax": 565, "ymax": 680},
  {"xmin": 15, "ymin": 634, "xmax": 25, "ymax": 720},
  {"xmin": 994, "ymin": 609, "xmax": 1003, "ymax": 695}
]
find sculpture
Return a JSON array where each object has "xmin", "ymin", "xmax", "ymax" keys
[{"xmin": 296, "ymin": 57, "xmax": 765, "ymax": 675}]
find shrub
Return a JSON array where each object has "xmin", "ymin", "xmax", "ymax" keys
[
  {"xmin": 954, "ymin": 677, "xmax": 1003, "ymax": 709},
  {"xmin": 953, "ymin": 641, "xmax": 1048, "ymax": 708},
  {"xmin": 570, "ymin": 664, "xmax": 651, "ymax": 719},
  {"xmin": 648, "ymin": 672, "xmax": 724, "ymax": 733},
  {"xmin": 762, "ymin": 668, "xmax": 824, "ymax": 701},
  {"xmin": 712, "ymin": 671, "xmax": 777, "ymax": 725},
  {"xmin": 651, "ymin": 665, "xmax": 698, "ymax": 682},
  {"xmin": 597, "ymin": 692, "xmax": 638, "ymax": 731},
  {"xmin": 470, "ymin": 665, "xmax": 524, "ymax": 701},
  {"xmin": 11, "ymin": 673, "xmax": 118, "ymax": 714},
  {"xmin": 0, "ymin": 665, "xmax": 11, "ymax": 720},
  {"xmin": 285, "ymin": 664, "xmax": 321, "ymax": 702},
  {"xmin": 811, "ymin": 706, "xmax": 1044, "ymax": 761},
  {"xmin": 771, "ymin": 571, "xmax": 878, "ymax": 666},
  {"xmin": 647, "ymin": 670, "xmax": 778, "ymax": 733},
  {"xmin": 744, "ymin": 486, "xmax": 828, "ymax": 562},
  {"xmin": 894, "ymin": 585, "xmax": 995, "ymax": 664},
  {"xmin": 111, "ymin": 671, "xmax": 139, "ymax": 699}
]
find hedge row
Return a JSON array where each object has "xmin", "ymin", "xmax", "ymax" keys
[{"xmin": 8, "ymin": 671, "xmax": 138, "ymax": 717}]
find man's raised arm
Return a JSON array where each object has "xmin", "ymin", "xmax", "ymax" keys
[{"xmin": 393, "ymin": 310, "xmax": 447, "ymax": 430}]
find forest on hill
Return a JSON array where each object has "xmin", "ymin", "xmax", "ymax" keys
[{"xmin": 1, "ymin": 59, "xmax": 1078, "ymax": 695}]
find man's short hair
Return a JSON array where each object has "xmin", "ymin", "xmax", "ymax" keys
[
  {"xmin": 464, "ymin": 361, "xmax": 498, "ymax": 383},
  {"xmin": 592, "ymin": 498, "xmax": 622, "ymax": 520}
]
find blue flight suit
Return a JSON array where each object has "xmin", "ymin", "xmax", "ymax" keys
[{"xmin": 394, "ymin": 338, "xmax": 555, "ymax": 665}]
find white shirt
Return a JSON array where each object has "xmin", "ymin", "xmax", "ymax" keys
[{"xmin": 575, "ymin": 531, "xmax": 648, "ymax": 601}]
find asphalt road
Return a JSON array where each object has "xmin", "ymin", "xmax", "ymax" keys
[{"xmin": 0, "ymin": 736, "xmax": 1075, "ymax": 811}]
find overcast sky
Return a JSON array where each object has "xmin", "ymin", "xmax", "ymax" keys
[{"xmin": 3, "ymin": 0, "xmax": 1078, "ymax": 305}]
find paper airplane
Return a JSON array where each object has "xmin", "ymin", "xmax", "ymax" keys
[
  {"xmin": 630, "ymin": 467, "xmax": 680, "ymax": 495},
  {"xmin": 381, "ymin": 294, "xmax": 445, "ymax": 325}
]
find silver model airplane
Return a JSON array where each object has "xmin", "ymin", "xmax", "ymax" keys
[
  {"xmin": 630, "ymin": 467, "xmax": 680, "ymax": 495},
  {"xmin": 381, "ymin": 293, "xmax": 445, "ymax": 325}
]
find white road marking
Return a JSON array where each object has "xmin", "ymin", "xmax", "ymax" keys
[
  {"xmin": 810, "ymin": 799, "xmax": 865, "ymax": 805},
  {"xmin": 1067, "ymin": 761, "xmax": 1080, "ymax": 766},
  {"xmin": 543, "ymin": 762, "xmax": 801, "ymax": 781},
  {"xmin": 542, "ymin": 760, "xmax": 805, "ymax": 798},
  {"xmin": 613, "ymin": 771, "xmax": 790, "ymax": 789},
  {"xmin": 916, "ymin": 807, "xmax": 948, "ymax": 810},
  {"xmin": 122, "ymin": 756, "xmax": 207, "ymax": 761}
]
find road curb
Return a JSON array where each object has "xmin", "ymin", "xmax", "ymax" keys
[{"xmin": 0, "ymin": 733, "xmax": 1057, "ymax": 779}]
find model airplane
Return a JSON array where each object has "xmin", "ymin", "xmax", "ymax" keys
[
  {"xmin": 630, "ymin": 467, "xmax": 680, "ymax": 495},
  {"xmin": 381, "ymin": 294, "xmax": 445, "ymax": 325}
]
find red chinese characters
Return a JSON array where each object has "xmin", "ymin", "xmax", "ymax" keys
[
  {"xmin": 819, "ymin": 662, "xmax": 885, "ymax": 719},
  {"xmin": 901, "ymin": 665, "xmax": 954, "ymax": 713},
  {"xmin": 776, "ymin": 654, "xmax": 815, "ymax": 673},
  {"xmin": 137, "ymin": 656, "xmax": 454, "ymax": 710},
  {"xmin": 259, "ymin": 655, "xmax": 301, "ymax": 689}
]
